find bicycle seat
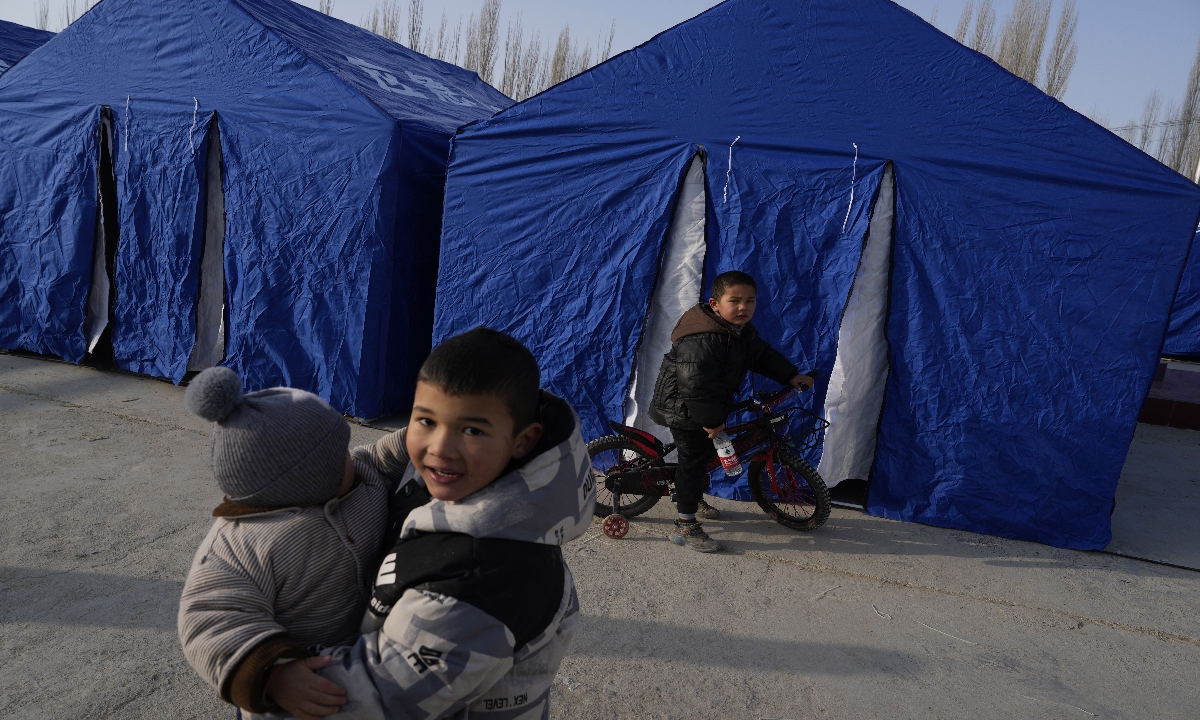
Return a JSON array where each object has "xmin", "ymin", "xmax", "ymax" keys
[{"xmin": 607, "ymin": 421, "xmax": 666, "ymax": 458}]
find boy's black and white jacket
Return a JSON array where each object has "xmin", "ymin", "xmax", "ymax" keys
[{"xmin": 264, "ymin": 392, "xmax": 596, "ymax": 720}]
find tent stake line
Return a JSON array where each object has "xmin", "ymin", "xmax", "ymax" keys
[{"xmin": 1098, "ymin": 550, "xmax": 1200, "ymax": 574}]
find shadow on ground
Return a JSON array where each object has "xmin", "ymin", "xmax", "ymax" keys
[{"xmin": 0, "ymin": 566, "xmax": 183, "ymax": 629}]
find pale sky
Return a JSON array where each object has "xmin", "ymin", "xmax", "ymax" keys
[{"xmin": 2, "ymin": 0, "xmax": 1197, "ymax": 128}]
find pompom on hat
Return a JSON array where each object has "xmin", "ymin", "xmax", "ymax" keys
[{"xmin": 185, "ymin": 367, "xmax": 351, "ymax": 508}]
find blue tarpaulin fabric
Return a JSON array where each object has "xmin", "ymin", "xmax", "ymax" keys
[
  {"xmin": 1164, "ymin": 227, "xmax": 1200, "ymax": 356},
  {"xmin": 435, "ymin": 0, "xmax": 1200, "ymax": 549},
  {"xmin": 0, "ymin": 18, "xmax": 53, "ymax": 73},
  {"xmin": 0, "ymin": 0, "xmax": 510, "ymax": 417}
]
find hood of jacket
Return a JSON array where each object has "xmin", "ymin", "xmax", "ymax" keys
[
  {"xmin": 671, "ymin": 303, "xmax": 749, "ymax": 342},
  {"xmin": 399, "ymin": 391, "xmax": 596, "ymax": 545}
]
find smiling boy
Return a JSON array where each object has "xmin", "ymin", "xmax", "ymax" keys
[
  {"xmin": 406, "ymin": 379, "xmax": 544, "ymax": 502},
  {"xmin": 264, "ymin": 328, "xmax": 595, "ymax": 720},
  {"xmin": 650, "ymin": 271, "xmax": 813, "ymax": 552}
]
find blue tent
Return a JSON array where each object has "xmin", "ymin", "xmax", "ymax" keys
[
  {"xmin": 1164, "ymin": 227, "xmax": 1200, "ymax": 356},
  {"xmin": 0, "ymin": 0, "xmax": 510, "ymax": 417},
  {"xmin": 434, "ymin": 0, "xmax": 1200, "ymax": 549},
  {"xmin": 0, "ymin": 18, "xmax": 52, "ymax": 73}
]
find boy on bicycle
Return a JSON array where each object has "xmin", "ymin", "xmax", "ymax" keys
[{"xmin": 649, "ymin": 271, "xmax": 813, "ymax": 552}]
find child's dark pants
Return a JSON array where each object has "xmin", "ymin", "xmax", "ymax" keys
[{"xmin": 670, "ymin": 424, "xmax": 716, "ymax": 515}]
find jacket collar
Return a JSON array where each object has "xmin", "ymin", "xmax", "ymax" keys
[
  {"xmin": 671, "ymin": 303, "xmax": 749, "ymax": 342},
  {"xmin": 211, "ymin": 476, "xmax": 363, "ymax": 517},
  {"xmin": 399, "ymin": 391, "xmax": 595, "ymax": 546}
]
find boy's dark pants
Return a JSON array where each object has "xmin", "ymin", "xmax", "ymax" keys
[{"xmin": 670, "ymin": 424, "xmax": 715, "ymax": 515}]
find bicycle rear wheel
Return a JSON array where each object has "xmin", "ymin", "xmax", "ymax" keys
[
  {"xmin": 748, "ymin": 448, "xmax": 831, "ymax": 530},
  {"xmin": 587, "ymin": 435, "xmax": 662, "ymax": 519}
]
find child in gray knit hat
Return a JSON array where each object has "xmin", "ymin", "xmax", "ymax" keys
[{"xmin": 177, "ymin": 367, "xmax": 430, "ymax": 719}]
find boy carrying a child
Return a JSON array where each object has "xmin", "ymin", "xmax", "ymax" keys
[{"xmin": 179, "ymin": 329, "xmax": 596, "ymax": 719}]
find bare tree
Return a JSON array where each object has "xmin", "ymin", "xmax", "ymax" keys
[
  {"xmin": 954, "ymin": 0, "xmax": 997, "ymax": 54},
  {"xmin": 356, "ymin": 0, "xmax": 612, "ymax": 99},
  {"xmin": 954, "ymin": 0, "xmax": 1077, "ymax": 101},
  {"xmin": 1041, "ymin": 0, "xmax": 1076, "ymax": 99},
  {"xmin": 500, "ymin": 15, "xmax": 548, "ymax": 101},
  {"xmin": 318, "ymin": 0, "xmax": 335, "ymax": 16},
  {"xmin": 995, "ymin": 0, "xmax": 1051, "ymax": 85},
  {"xmin": 1115, "ymin": 120, "xmax": 1139, "ymax": 147},
  {"xmin": 500, "ymin": 13, "xmax": 524, "ymax": 97},
  {"xmin": 520, "ymin": 33, "xmax": 547, "ymax": 96},
  {"xmin": 547, "ymin": 26, "xmax": 596, "ymax": 87},
  {"xmin": 548, "ymin": 28, "xmax": 570, "ymax": 87},
  {"xmin": 464, "ymin": 0, "xmax": 501, "ymax": 84},
  {"xmin": 598, "ymin": 21, "xmax": 616, "ymax": 64},
  {"xmin": 928, "ymin": 4, "xmax": 939, "ymax": 28},
  {"xmin": 35, "ymin": 0, "xmax": 50, "ymax": 30},
  {"xmin": 954, "ymin": 2, "xmax": 973, "ymax": 43},
  {"xmin": 970, "ymin": 0, "xmax": 997, "ymax": 56},
  {"xmin": 60, "ymin": 0, "xmax": 97, "ymax": 29},
  {"xmin": 429, "ymin": 11, "xmax": 462, "ymax": 64},
  {"xmin": 1086, "ymin": 107, "xmax": 1110, "ymax": 129},
  {"xmin": 363, "ymin": 0, "xmax": 402, "ymax": 42},
  {"xmin": 407, "ymin": 0, "xmax": 424, "ymax": 52},
  {"xmin": 1158, "ymin": 37, "xmax": 1200, "ymax": 179},
  {"xmin": 1136, "ymin": 92, "xmax": 1163, "ymax": 153}
]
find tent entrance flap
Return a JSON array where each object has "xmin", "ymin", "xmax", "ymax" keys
[
  {"xmin": 817, "ymin": 164, "xmax": 895, "ymax": 489},
  {"xmin": 187, "ymin": 113, "xmax": 226, "ymax": 372},
  {"xmin": 83, "ymin": 107, "xmax": 119, "ymax": 358},
  {"xmin": 624, "ymin": 153, "xmax": 708, "ymax": 451}
]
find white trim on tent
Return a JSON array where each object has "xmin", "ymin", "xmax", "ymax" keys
[
  {"xmin": 623, "ymin": 154, "xmax": 707, "ymax": 454},
  {"xmin": 818, "ymin": 164, "xmax": 895, "ymax": 487},
  {"xmin": 83, "ymin": 113, "xmax": 115, "ymax": 354},
  {"xmin": 187, "ymin": 116, "xmax": 226, "ymax": 372}
]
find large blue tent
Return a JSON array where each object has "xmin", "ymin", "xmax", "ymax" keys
[
  {"xmin": 0, "ymin": 0, "xmax": 510, "ymax": 417},
  {"xmin": 1164, "ymin": 227, "xmax": 1200, "ymax": 356},
  {"xmin": 434, "ymin": 0, "xmax": 1200, "ymax": 549},
  {"xmin": 0, "ymin": 18, "xmax": 52, "ymax": 74}
]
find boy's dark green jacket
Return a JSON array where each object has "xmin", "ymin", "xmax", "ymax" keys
[{"xmin": 649, "ymin": 303, "xmax": 799, "ymax": 429}]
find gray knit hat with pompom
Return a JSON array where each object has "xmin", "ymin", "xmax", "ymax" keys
[{"xmin": 185, "ymin": 367, "xmax": 351, "ymax": 508}]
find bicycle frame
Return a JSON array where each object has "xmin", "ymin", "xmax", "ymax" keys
[{"xmin": 602, "ymin": 387, "xmax": 824, "ymax": 501}]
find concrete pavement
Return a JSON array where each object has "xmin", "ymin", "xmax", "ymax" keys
[{"xmin": 1, "ymin": 354, "xmax": 1197, "ymax": 719}]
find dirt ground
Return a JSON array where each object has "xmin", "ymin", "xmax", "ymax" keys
[{"xmin": 1, "ymin": 354, "xmax": 1197, "ymax": 719}]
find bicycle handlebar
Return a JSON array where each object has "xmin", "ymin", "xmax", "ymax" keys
[{"xmin": 728, "ymin": 370, "xmax": 819, "ymax": 414}]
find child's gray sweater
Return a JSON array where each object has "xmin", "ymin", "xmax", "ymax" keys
[{"xmin": 178, "ymin": 430, "xmax": 413, "ymax": 711}]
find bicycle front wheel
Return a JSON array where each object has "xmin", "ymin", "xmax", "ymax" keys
[
  {"xmin": 587, "ymin": 435, "xmax": 662, "ymax": 519},
  {"xmin": 748, "ymin": 448, "xmax": 830, "ymax": 530}
]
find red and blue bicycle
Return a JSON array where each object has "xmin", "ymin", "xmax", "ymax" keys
[{"xmin": 588, "ymin": 386, "xmax": 831, "ymax": 538}]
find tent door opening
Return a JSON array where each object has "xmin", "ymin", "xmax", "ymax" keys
[
  {"xmin": 623, "ymin": 152, "xmax": 708, "ymax": 457},
  {"xmin": 83, "ymin": 107, "xmax": 120, "ymax": 363},
  {"xmin": 187, "ymin": 113, "xmax": 227, "ymax": 372},
  {"xmin": 817, "ymin": 163, "xmax": 895, "ymax": 508}
]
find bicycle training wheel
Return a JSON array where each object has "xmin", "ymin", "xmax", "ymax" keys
[
  {"xmin": 586, "ymin": 435, "xmax": 662, "ymax": 519},
  {"xmin": 748, "ymin": 448, "xmax": 831, "ymax": 530}
]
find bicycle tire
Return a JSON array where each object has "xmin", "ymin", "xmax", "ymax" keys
[
  {"xmin": 586, "ymin": 435, "xmax": 662, "ymax": 519},
  {"xmin": 748, "ymin": 448, "xmax": 831, "ymax": 530}
]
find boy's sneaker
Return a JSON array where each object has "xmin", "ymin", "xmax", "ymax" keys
[
  {"xmin": 669, "ymin": 520, "xmax": 722, "ymax": 553},
  {"xmin": 696, "ymin": 499, "xmax": 721, "ymax": 520}
]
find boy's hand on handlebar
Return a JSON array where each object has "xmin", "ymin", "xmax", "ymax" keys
[
  {"xmin": 790, "ymin": 374, "xmax": 815, "ymax": 392},
  {"xmin": 703, "ymin": 424, "xmax": 726, "ymax": 439}
]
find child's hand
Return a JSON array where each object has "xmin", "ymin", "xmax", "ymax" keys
[
  {"xmin": 265, "ymin": 655, "xmax": 347, "ymax": 720},
  {"xmin": 790, "ymin": 374, "xmax": 815, "ymax": 392},
  {"xmin": 703, "ymin": 424, "xmax": 726, "ymax": 439}
]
